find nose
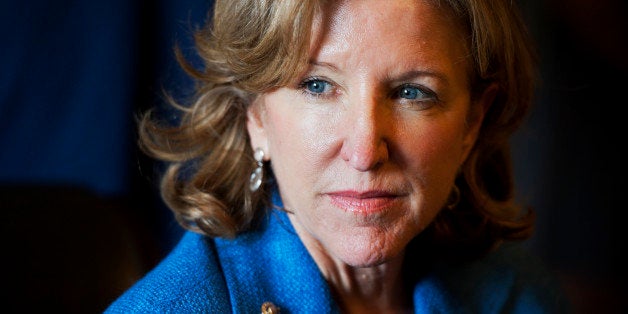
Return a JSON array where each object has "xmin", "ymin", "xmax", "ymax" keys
[{"xmin": 340, "ymin": 94, "xmax": 390, "ymax": 171}]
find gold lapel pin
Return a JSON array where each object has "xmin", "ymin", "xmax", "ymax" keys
[{"xmin": 261, "ymin": 301, "xmax": 280, "ymax": 314}]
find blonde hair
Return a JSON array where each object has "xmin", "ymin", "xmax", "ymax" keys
[{"xmin": 139, "ymin": 0, "xmax": 538, "ymax": 251}]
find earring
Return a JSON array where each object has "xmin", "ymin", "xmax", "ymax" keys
[
  {"xmin": 445, "ymin": 184, "xmax": 460, "ymax": 210},
  {"xmin": 249, "ymin": 148, "xmax": 265, "ymax": 192}
]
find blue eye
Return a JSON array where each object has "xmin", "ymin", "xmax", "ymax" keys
[
  {"xmin": 303, "ymin": 79, "xmax": 331, "ymax": 94},
  {"xmin": 398, "ymin": 85, "xmax": 431, "ymax": 100}
]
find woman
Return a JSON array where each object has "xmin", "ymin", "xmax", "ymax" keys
[{"xmin": 107, "ymin": 0, "xmax": 568, "ymax": 313}]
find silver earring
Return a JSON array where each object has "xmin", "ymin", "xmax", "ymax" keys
[{"xmin": 249, "ymin": 148, "xmax": 265, "ymax": 192}]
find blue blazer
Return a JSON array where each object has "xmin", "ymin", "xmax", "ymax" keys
[{"xmin": 105, "ymin": 208, "xmax": 569, "ymax": 313}]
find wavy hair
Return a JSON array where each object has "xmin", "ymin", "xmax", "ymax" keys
[{"xmin": 139, "ymin": 0, "xmax": 538, "ymax": 252}]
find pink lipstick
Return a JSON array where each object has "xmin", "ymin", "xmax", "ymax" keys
[{"xmin": 327, "ymin": 190, "xmax": 399, "ymax": 214}]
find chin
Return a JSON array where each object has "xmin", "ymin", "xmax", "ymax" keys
[
  {"xmin": 333, "ymin": 237, "xmax": 406, "ymax": 268},
  {"xmin": 344, "ymin": 257, "xmax": 389, "ymax": 268},
  {"xmin": 339, "ymin": 251, "xmax": 400, "ymax": 268}
]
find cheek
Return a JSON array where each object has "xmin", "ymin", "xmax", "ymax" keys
[
  {"xmin": 405, "ymin": 118, "xmax": 465, "ymax": 162},
  {"xmin": 267, "ymin": 106, "xmax": 340, "ymax": 165},
  {"xmin": 402, "ymin": 116, "xmax": 467, "ymax": 194},
  {"xmin": 263, "ymin": 109, "xmax": 336, "ymax": 195},
  {"xmin": 265, "ymin": 111, "xmax": 292, "ymax": 147}
]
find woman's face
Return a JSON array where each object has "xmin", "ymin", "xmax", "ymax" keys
[{"xmin": 248, "ymin": 0, "xmax": 488, "ymax": 267}]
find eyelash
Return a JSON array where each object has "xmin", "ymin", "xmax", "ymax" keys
[
  {"xmin": 392, "ymin": 84, "xmax": 438, "ymax": 102},
  {"xmin": 298, "ymin": 77, "xmax": 334, "ymax": 99},
  {"xmin": 297, "ymin": 77, "xmax": 439, "ymax": 105}
]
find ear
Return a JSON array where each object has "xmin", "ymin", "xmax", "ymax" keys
[
  {"xmin": 460, "ymin": 83, "xmax": 498, "ymax": 163},
  {"xmin": 246, "ymin": 96, "xmax": 270, "ymax": 159}
]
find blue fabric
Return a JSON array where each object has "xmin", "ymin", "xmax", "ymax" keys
[
  {"xmin": 411, "ymin": 243, "xmax": 568, "ymax": 313},
  {"xmin": 106, "ymin": 203, "xmax": 569, "ymax": 313},
  {"xmin": 106, "ymin": 210, "xmax": 338, "ymax": 313}
]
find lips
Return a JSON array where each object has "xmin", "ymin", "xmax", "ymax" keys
[{"xmin": 326, "ymin": 190, "xmax": 401, "ymax": 214}]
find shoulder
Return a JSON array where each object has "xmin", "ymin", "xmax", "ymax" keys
[
  {"xmin": 104, "ymin": 210, "xmax": 337, "ymax": 313},
  {"xmin": 413, "ymin": 242, "xmax": 571, "ymax": 313},
  {"xmin": 104, "ymin": 231, "xmax": 230, "ymax": 313}
]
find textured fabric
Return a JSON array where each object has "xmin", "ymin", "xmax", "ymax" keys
[
  {"xmin": 105, "ymin": 210, "xmax": 338, "ymax": 313},
  {"xmin": 411, "ymin": 242, "xmax": 569, "ymax": 313},
  {"xmin": 106, "ymin": 201, "xmax": 569, "ymax": 313}
]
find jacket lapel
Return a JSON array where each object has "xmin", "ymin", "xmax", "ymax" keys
[{"xmin": 216, "ymin": 209, "xmax": 339, "ymax": 313}]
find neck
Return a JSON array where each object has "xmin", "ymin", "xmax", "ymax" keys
[{"xmin": 325, "ymin": 255, "xmax": 412, "ymax": 314}]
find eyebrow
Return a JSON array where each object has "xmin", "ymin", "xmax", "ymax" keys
[
  {"xmin": 308, "ymin": 60, "xmax": 449, "ymax": 85},
  {"xmin": 391, "ymin": 70, "xmax": 449, "ymax": 86},
  {"xmin": 308, "ymin": 60, "xmax": 340, "ymax": 72}
]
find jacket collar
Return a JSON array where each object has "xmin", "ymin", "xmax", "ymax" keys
[{"xmin": 215, "ymin": 206, "xmax": 339, "ymax": 313}]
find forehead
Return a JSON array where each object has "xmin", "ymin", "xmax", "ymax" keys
[
  {"xmin": 331, "ymin": 1, "xmax": 450, "ymax": 30},
  {"xmin": 309, "ymin": 0, "xmax": 470, "ymax": 74}
]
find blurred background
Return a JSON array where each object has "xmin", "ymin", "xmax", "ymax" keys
[{"xmin": 1, "ymin": 0, "xmax": 626, "ymax": 313}]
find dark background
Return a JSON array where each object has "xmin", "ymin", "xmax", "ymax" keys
[
  {"xmin": 1, "ymin": 0, "xmax": 625, "ymax": 313},
  {"xmin": 513, "ymin": 0, "xmax": 627, "ymax": 312}
]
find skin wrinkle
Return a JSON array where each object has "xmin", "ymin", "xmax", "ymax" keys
[
  {"xmin": 126, "ymin": 0, "xmax": 540, "ymax": 309},
  {"xmin": 246, "ymin": 0, "xmax": 488, "ymax": 312}
]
